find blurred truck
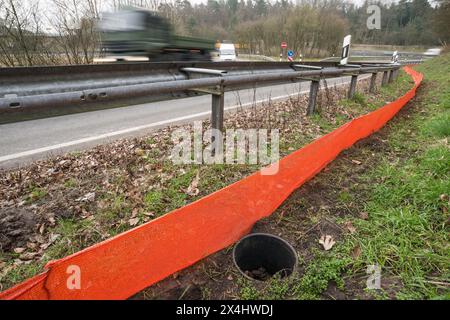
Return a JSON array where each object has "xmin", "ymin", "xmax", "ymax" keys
[{"xmin": 99, "ymin": 8, "xmax": 215, "ymax": 61}]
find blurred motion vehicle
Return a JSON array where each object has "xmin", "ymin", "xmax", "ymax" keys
[
  {"xmin": 423, "ymin": 48, "xmax": 441, "ymax": 56},
  {"xmin": 218, "ymin": 43, "xmax": 236, "ymax": 61},
  {"xmin": 99, "ymin": 8, "xmax": 215, "ymax": 61}
]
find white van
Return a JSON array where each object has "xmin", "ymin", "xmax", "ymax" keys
[{"xmin": 219, "ymin": 43, "xmax": 237, "ymax": 61}]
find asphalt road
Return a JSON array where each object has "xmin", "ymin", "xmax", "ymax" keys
[{"xmin": 0, "ymin": 75, "xmax": 365, "ymax": 169}]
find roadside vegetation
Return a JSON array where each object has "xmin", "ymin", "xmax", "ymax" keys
[
  {"xmin": 141, "ymin": 53, "xmax": 449, "ymax": 300},
  {"xmin": 0, "ymin": 71, "xmax": 408, "ymax": 291},
  {"xmin": 1, "ymin": 54, "xmax": 448, "ymax": 298}
]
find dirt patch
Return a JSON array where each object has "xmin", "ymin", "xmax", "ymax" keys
[{"xmin": 0, "ymin": 208, "xmax": 39, "ymax": 252}]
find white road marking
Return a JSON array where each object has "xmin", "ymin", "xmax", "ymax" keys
[{"xmin": 0, "ymin": 77, "xmax": 363, "ymax": 163}]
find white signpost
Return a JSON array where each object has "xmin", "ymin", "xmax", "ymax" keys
[
  {"xmin": 392, "ymin": 50, "xmax": 399, "ymax": 64},
  {"xmin": 340, "ymin": 35, "xmax": 352, "ymax": 65}
]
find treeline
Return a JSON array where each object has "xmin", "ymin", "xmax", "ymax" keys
[
  {"xmin": 0, "ymin": 0, "xmax": 449, "ymax": 66},
  {"xmin": 162, "ymin": 0, "xmax": 448, "ymax": 55},
  {"xmin": 346, "ymin": 0, "xmax": 447, "ymax": 46}
]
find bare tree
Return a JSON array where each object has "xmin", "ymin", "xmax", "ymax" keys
[
  {"xmin": 50, "ymin": 0, "xmax": 102, "ymax": 64},
  {"xmin": 0, "ymin": 0, "xmax": 42, "ymax": 66}
]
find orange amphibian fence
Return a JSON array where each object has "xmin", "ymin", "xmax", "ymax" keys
[{"xmin": 0, "ymin": 66, "xmax": 423, "ymax": 300}]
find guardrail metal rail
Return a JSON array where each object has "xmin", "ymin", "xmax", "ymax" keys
[{"xmin": 0, "ymin": 60, "xmax": 405, "ymax": 134}]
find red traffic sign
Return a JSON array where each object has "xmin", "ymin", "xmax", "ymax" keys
[{"xmin": 281, "ymin": 42, "xmax": 287, "ymax": 48}]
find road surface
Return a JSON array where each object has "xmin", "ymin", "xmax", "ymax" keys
[{"xmin": 0, "ymin": 75, "xmax": 367, "ymax": 168}]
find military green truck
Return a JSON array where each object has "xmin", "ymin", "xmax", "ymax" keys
[{"xmin": 99, "ymin": 8, "xmax": 215, "ymax": 61}]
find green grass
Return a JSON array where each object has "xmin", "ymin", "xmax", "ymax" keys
[
  {"xmin": 310, "ymin": 113, "xmax": 334, "ymax": 131},
  {"xmin": 294, "ymin": 253, "xmax": 350, "ymax": 299},
  {"xmin": 310, "ymin": 54, "xmax": 449, "ymax": 299},
  {"xmin": 144, "ymin": 190, "xmax": 164, "ymax": 213},
  {"xmin": 351, "ymin": 92, "xmax": 368, "ymax": 106},
  {"xmin": 25, "ymin": 186, "xmax": 47, "ymax": 203},
  {"xmin": 350, "ymin": 146, "xmax": 449, "ymax": 298},
  {"xmin": 236, "ymin": 53, "xmax": 450, "ymax": 300},
  {"xmin": 423, "ymin": 111, "xmax": 450, "ymax": 138},
  {"xmin": 144, "ymin": 167, "xmax": 199, "ymax": 216},
  {"xmin": 63, "ymin": 178, "xmax": 77, "ymax": 188}
]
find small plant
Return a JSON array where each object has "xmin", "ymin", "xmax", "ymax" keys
[
  {"xmin": 352, "ymin": 92, "xmax": 367, "ymax": 106},
  {"xmin": 294, "ymin": 254, "xmax": 350, "ymax": 299},
  {"xmin": 63, "ymin": 178, "xmax": 77, "ymax": 188},
  {"xmin": 26, "ymin": 187, "xmax": 47, "ymax": 203},
  {"xmin": 239, "ymin": 279, "xmax": 260, "ymax": 300},
  {"xmin": 423, "ymin": 112, "xmax": 450, "ymax": 138},
  {"xmin": 144, "ymin": 191, "xmax": 164, "ymax": 213}
]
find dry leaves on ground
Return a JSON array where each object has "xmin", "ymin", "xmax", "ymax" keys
[
  {"xmin": 319, "ymin": 235, "xmax": 336, "ymax": 251},
  {"xmin": 344, "ymin": 221, "xmax": 357, "ymax": 234}
]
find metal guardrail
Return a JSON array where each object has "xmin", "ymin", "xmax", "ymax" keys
[
  {"xmin": 0, "ymin": 60, "xmax": 403, "ymax": 134},
  {"xmin": 0, "ymin": 61, "xmax": 337, "ymax": 96}
]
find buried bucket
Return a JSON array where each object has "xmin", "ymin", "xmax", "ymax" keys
[{"xmin": 233, "ymin": 233, "xmax": 297, "ymax": 281}]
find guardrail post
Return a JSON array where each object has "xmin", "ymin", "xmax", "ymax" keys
[
  {"xmin": 382, "ymin": 71, "xmax": 389, "ymax": 86},
  {"xmin": 392, "ymin": 69, "xmax": 399, "ymax": 81},
  {"xmin": 307, "ymin": 79, "xmax": 320, "ymax": 116},
  {"xmin": 369, "ymin": 73, "xmax": 377, "ymax": 93},
  {"xmin": 211, "ymin": 92, "xmax": 224, "ymax": 133},
  {"xmin": 211, "ymin": 88, "xmax": 224, "ymax": 154},
  {"xmin": 348, "ymin": 75, "xmax": 358, "ymax": 99},
  {"xmin": 388, "ymin": 69, "xmax": 394, "ymax": 83}
]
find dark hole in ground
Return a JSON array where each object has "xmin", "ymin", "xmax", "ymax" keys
[{"xmin": 233, "ymin": 233, "xmax": 297, "ymax": 281}]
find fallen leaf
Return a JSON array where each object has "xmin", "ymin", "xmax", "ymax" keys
[
  {"xmin": 19, "ymin": 252, "xmax": 38, "ymax": 261},
  {"xmin": 319, "ymin": 235, "xmax": 336, "ymax": 251},
  {"xmin": 130, "ymin": 208, "xmax": 139, "ymax": 218},
  {"xmin": 76, "ymin": 192, "xmax": 95, "ymax": 202},
  {"xmin": 39, "ymin": 234, "xmax": 59, "ymax": 250},
  {"xmin": 48, "ymin": 216, "xmax": 56, "ymax": 225},
  {"xmin": 344, "ymin": 221, "xmax": 357, "ymax": 234},
  {"xmin": 49, "ymin": 233, "xmax": 60, "ymax": 243},
  {"xmin": 186, "ymin": 171, "xmax": 200, "ymax": 196},
  {"xmin": 26, "ymin": 242, "xmax": 37, "ymax": 250},
  {"xmin": 134, "ymin": 148, "xmax": 145, "ymax": 157},
  {"xmin": 359, "ymin": 212, "xmax": 369, "ymax": 220},
  {"xmin": 13, "ymin": 248, "xmax": 26, "ymax": 254},
  {"xmin": 351, "ymin": 246, "xmax": 361, "ymax": 259},
  {"xmin": 128, "ymin": 217, "xmax": 140, "ymax": 226},
  {"xmin": 143, "ymin": 211, "xmax": 154, "ymax": 217}
]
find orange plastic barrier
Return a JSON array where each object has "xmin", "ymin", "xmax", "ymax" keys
[{"xmin": 0, "ymin": 67, "xmax": 422, "ymax": 300}]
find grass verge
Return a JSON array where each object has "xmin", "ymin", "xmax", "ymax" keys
[
  {"xmin": 0, "ymin": 67, "xmax": 419, "ymax": 293},
  {"xmin": 141, "ymin": 54, "xmax": 449, "ymax": 300}
]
